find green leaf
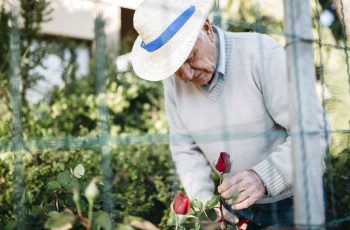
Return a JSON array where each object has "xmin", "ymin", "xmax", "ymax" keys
[
  {"xmin": 116, "ymin": 224, "xmax": 134, "ymax": 230},
  {"xmin": 29, "ymin": 206, "xmax": 43, "ymax": 217},
  {"xmin": 73, "ymin": 164, "xmax": 85, "ymax": 178},
  {"xmin": 194, "ymin": 222, "xmax": 201, "ymax": 230},
  {"xmin": 206, "ymin": 208, "xmax": 217, "ymax": 222},
  {"xmin": 47, "ymin": 211, "xmax": 60, "ymax": 218},
  {"xmin": 44, "ymin": 211, "xmax": 76, "ymax": 228},
  {"xmin": 47, "ymin": 181, "xmax": 61, "ymax": 191},
  {"xmin": 198, "ymin": 211, "xmax": 207, "ymax": 221},
  {"xmin": 189, "ymin": 208, "xmax": 196, "ymax": 215},
  {"xmin": 167, "ymin": 212, "xmax": 176, "ymax": 226},
  {"xmin": 191, "ymin": 199, "xmax": 203, "ymax": 210},
  {"xmin": 66, "ymin": 178, "xmax": 78, "ymax": 193},
  {"xmin": 57, "ymin": 171, "xmax": 71, "ymax": 186},
  {"xmin": 95, "ymin": 211, "xmax": 112, "ymax": 230},
  {"xmin": 5, "ymin": 221, "xmax": 16, "ymax": 230},
  {"xmin": 205, "ymin": 195, "xmax": 220, "ymax": 209}
]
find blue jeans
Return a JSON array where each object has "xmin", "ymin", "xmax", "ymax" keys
[{"xmin": 226, "ymin": 197, "xmax": 294, "ymax": 229}]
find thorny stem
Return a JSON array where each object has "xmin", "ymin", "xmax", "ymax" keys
[
  {"xmin": 203, "ymin": 209, "xmax": 211, "ymax": 222},
  {"xmin": 76, "ymin": 203, "xmax": 82, "ymax": 217},
  {"xmin": 219, "ymin": 173, "xmax": 227, "ymax": 229},
  {"xmin": 88, "ymin": 200, "xmax": 93, "ymax": 228},
  {"xmin": 74, "ymin": 197, "xmax": 82, "ymax": 216},
  {"xmin": 219, "ymin": 173, "xmax": 240, "ymax": 230},
  {"xmin": 78, "ymin": 215, "xmax": 91, "ymax": 230},
  {"xmin": 175, "ymin": 215, "xmax": 179, "ymax": 230}
]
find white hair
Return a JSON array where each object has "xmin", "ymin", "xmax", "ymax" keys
[{"xmin": 199, "ymin": 30, "xmax": 206, "ymax": 37}]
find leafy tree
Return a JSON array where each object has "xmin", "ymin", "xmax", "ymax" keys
[
  {"xmin": 0, "ymin": 5, "xmax": 11, "ymax": 141},
  {"xmin": 0, "ymin": 0, "xmax": 52, "ymax": 141},
  {"xmin": 318, "ymin": 0, "xmax": 349, "ymax": 42},
  {"xmin": 19, "ymin": 0, "xmax": 52, "ymax": 107}
]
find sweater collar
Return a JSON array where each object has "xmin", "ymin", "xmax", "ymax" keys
[
  {"xmin": 213, "ymin": 26, "xmax": 226, "ymax": 78},
  {"xmin": 202, "ymin": 26, "xmax": 226, "ymax": 91}
]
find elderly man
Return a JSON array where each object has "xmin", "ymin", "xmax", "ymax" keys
[{"xmin": 131, "ymin": 0, "xmax": 328, "ymax": 229}]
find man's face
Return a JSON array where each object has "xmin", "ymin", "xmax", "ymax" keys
[{"xmin": 175, "ymin": 21, "xmax": 216, "ymax": 85}]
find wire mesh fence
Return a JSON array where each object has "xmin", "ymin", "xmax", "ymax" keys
[{"xmin": 0, "ymin": 0, "xmax": 349, "ymax": 229}]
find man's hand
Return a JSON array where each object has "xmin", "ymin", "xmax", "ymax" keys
[
  {"xmin": 218, "ymin": 170, "xmax": 266, "ymax": 210},
  {"xmin": 214, "ymin": 204, "xmax": 239, "ymax": 223},
  {"xmin": 214, "ymin": 204, "xmax": 248, "ymax": 230}
]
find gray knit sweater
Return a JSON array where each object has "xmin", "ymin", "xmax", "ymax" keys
[{"xmin": 163, "ymin": 30, "xmax": 328, "ymax": 204}]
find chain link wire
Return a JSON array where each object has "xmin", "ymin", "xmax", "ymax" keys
[
  {"xmin": 9, "ymin": 14, "xmax": 26, "ymax": 230},
  {"xmin": 339, "ymin": 0, "xmax": 350, "ymax": 98},
  {"xmin": 2, "ymin": 130, "xmax": 348, "ymax": 153},
  {"xmin": 338, "ymin": 0, "xmax": 350, "ymax": 149},
  {"xmin": 314, "ymin": 0, "xmax": 337, "ymax": 222},
  {"xmin": 95, "ymin": 14, "xmax": 115, "ymax": 216},
  {"xmin": 1, "ymin": 0, "xmax": 350, "ymax": 228}
]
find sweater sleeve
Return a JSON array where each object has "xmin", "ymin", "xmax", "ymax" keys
[
  {"xmin": 251, "ymin": 46, "xmax": 330, "ymax": 197},
  {"xmin": 163, "ymin": 78, "xmax": 215, "ymax": 203}
]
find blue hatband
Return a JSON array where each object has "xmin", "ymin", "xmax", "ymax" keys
[{"xmin": 141, "ymin": 5, "xmax": 196, "ymax": 52}]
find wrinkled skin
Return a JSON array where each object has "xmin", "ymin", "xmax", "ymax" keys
[{"xmin": 175, "ymin": 20, "xmax": 216, "ymax": 85}]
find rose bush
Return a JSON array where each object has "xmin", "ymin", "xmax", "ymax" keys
[{"xmin": 168, "ymin": 152, "xmax": 251, "ymax": 230}]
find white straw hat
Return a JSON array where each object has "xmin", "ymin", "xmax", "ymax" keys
[{"xmin": 131, "ymin": 0, "xmax": 213, "ymax": 81}]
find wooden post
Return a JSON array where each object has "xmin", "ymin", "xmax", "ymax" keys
[{"xmin": 283, "ymin": 0, "xmax": 326, "ymax": 229}]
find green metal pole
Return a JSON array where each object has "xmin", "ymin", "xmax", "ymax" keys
[{"xmin": 9, "ymin": 14, "xmax": 26, "ymax": 230}]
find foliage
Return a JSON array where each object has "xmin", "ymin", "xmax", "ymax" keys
[
  {"xmin": 167, "ymin": 153, "xmax": 244, "ymax": 230},
  {"xmin": 0, "ymin": 0, "xmax": 350, "ymax": 229},
  {"xmin": 167, "ymin": 195, "xmax": 221, "ymax": 230},
  {"xmin": 0, "ymin": 1, "xmax": 173, "ymax": 229},
  {"xmin": 20, "ymin": 53, "xmax": 167, "ymax": 138},
  {"xmin": 0, "ymin": 144, "xmax": 174, "ymax": 229},
  {"xmin": 19, "ymin": 0, "xmax": 52, "ymax": 108},
  {"xmin": 219, "ymin": 0, "xmax": 283, "ymax": 35},
  {"xmin": 318, "ymin": 0, "xmax": 343, "ymax": 42},
  {"xmin": 0, "ymin": 5, "xmax": 11, "ymax": 141},
  {"xmin": 0, "ymin": 0, "xmax": 52, "ymax": 140},
  {"xmin": 325, "ymin": 147, "xmax": 350, "ymax": 230}
]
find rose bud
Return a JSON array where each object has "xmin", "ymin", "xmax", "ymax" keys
[
  {"xmin": 237, "ymin": 219, "xmax": 251, "ymax": 228},
  {"xmin": 173, "ymin": 192, "xmax": 190, "ymax": 215},
  {"xmin": 215, "ymin": 152, "xmax": 231, "ymax": 173},
  {"xmin": 84, "ymin": 178, "xmax": 99, "ymax": 202}
]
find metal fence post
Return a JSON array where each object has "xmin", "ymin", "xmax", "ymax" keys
[
  {"xmin": 95, "ymin": 14, "xmax": 114, "ymax": 215},
  {"xmin": 9, "ymin": 14, "xmax": 26, "ymax": 229},
  {"xmin": 284, "ymin": 0, "xmax": 326, "ymax": 228}
]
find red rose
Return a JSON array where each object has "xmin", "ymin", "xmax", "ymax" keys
[
  {"xmin": 173, "ymin": 192, "xmax": 191, "ymax": 215},
  {"xmin": 237, "ymin": 219, "xmax": 251, "ymax": 228},
  {"xmin": 215, "ymin": 152, "xmax": 231, "ymax": 173}
]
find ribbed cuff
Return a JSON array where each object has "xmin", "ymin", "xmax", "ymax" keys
[{"xmin": 252, "ymin": 159, "xmax": 289, "ymax": 197}]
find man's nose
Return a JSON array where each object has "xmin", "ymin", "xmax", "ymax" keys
[{"xmin": 179, "ymin": 64, "xmax": 194, "ymax": 81}]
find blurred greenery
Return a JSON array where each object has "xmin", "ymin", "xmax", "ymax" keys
[
  {"xmin": 0, "ymin": 144, "xmax": 175, "ymax": 229},
  {"xmin": 0, "ymin": 1, "xmax": 173, "ymax": 229},
  {"xmin": 0, "ymin": 0, "xmax": 349, "ymax": 229}
]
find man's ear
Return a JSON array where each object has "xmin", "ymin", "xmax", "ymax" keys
[{"xmin": 202, "ymin": 19, "xmax": 215, "ymax": 42}]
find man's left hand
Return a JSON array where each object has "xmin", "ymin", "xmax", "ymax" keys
[{"xmin": 218, "ymin": 170, "xmax": 266, "ymax": 210}]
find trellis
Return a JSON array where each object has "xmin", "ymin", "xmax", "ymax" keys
[{"xmin": 2, "ymin": 0, "xmax": 350, "ymax": 229}]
